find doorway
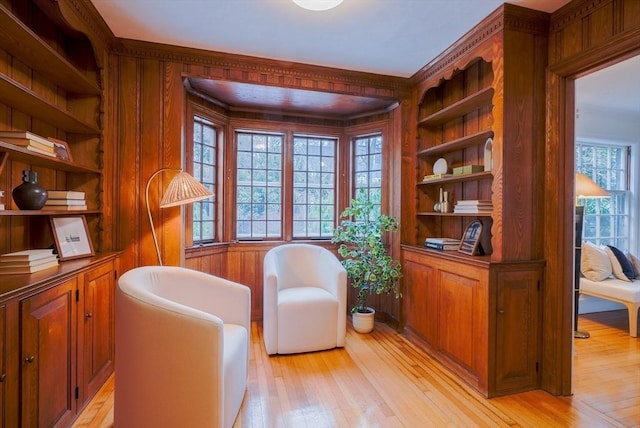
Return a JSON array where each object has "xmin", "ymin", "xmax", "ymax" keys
[{"xmin": 570, "ymin": 55, "xmax": 640, "ymax": 420}]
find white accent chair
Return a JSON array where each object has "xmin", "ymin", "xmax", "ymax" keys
[
  {"xmin": 263, "ymin": 243, "xmax": 347, "ymax": 355},
  {"xmin": 115, "ymin": 266, "xmax": 251, "ymax": 428}
]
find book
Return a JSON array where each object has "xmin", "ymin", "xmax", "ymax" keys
[
  {"xmin": 425, "ymin": 237, "xmax": 460, "ymax": 245},
  {"xmin": 425, "ymin": 242, "xmax": 460, "ymax": 251},
  {"xmin": 0, "ymin": 249, "xmax": 55, "ymax": 262},
  {"xmin": 454, "ymin": 206, "xmax": 493, "ymax": 211},
  {"xmin": 47, "ymin": 190, "xmax": 86, "ymax": 200},
  {"xmin": 455, "ymin": 200, "xmax": 492, "ymax": 205},
  {"xmin": 0, "ymin": 255, "xmax": 58, "ymax": 268},
  {"xmin": 45, "ymin": 199, "xmax": 87, "ymax": 206},
  {"xmin": 26, "ymin": 145, "xmax": 57, "ymax": 157},
  {"xmin": 0, "ymin": 137, "xmax": 55, "ymax": 153},
  {"xmin": 45, "ymin": 205, "xmax": 88, "ymax": 211},
  {"xmin": 0, "ymin": 258, "xmax": 59, "ymax": 274},
  {"xmin": 453, "ymin": 209, "xmax": 493, "ymax": 214},
  {"xmin": 0, "ymin": 131, "xmax": 54, "ymax": 147},
  {"xmin": 422, "ymin": 173, "xmax": 453, "ymax": 181}
]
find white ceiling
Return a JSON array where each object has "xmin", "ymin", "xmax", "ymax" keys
[
  {"xmin": 90, "ymin": 0, "xmax": 639, "ymax": 115},
  {"xmin": 90, "ymin": 0, "xmax": 570, "ymax": 78},
  {"xmin": 577, "ymin": 55, "xmax": 640, "ymax": 115}
]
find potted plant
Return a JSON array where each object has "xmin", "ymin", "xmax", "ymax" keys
[{"xmin": 331, "ymin": 196, "xmax": 402, "ymax": 333}]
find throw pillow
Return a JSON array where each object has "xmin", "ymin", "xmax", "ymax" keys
[
  {"xmin": 627, "ymin": 253, "xmax": 640, "ymax": 278},
  {"xmin": 604, "ymin": 245, "xmax": 633, "ymax": 282},
  {"xmin": 581, "ymin": 242, "xmax": 612, "ymax": 281}
]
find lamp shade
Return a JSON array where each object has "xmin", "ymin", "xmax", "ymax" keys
[
  {"xmin": 159, "ymin": 171, "xmax": 212, "ymax": 208},
  {"xmin": 145, "ymin": 168, "xmax": 213, "ymax": 265},
  {"xmin": 575, "ymin": 172, "xmax": 609, "ymax": 199}
]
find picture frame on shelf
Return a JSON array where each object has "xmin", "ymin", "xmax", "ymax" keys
[
  {"xmin": 48, "ymin": 137, "xmax": 73, "ymax": 162},
  {"xmin": 458, "ymin": 220, "xmax": 483, "ymax": 255},
  {"xmin": 50, "ymin": 215, "xmax": 94, "ymax": 261}
]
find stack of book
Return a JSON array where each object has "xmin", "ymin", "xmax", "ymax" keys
[
  {"xmin": 422, "ymin": 173, "xmax": 452, "ymax": 182},
  {"xmin": 0, "ymin": 249, "xmax": 59, "ymax": 274},
  {"xmin": 453, "ymin": 199, "xmax": 493, "ymax": 214},
  {"xmin": 45, "ymin": 190, "xmax": 87, "ymax": 211},
  {"xmin": 424, "ymin": 237, "xmax": 461, "ymax": 251},
  {"xmin": 0, "ymin": 131, "xmax": 56, "ymax": 157}
]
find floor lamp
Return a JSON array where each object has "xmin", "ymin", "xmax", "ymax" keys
[
  {"xmin": 145, "ymin": 168, "xmax": 213, "ymax": 265},
  {"xmin": 574, "ymin": 172, "xmax": 609, "ymax": 338}
]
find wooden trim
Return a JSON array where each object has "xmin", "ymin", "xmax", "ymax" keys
[{"xmin": 544, "ymin": 0, "xmax": 640, "ymax": 396}]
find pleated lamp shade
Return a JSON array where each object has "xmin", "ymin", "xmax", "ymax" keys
[{"xmin": 159, "ymin": 171, "xmax": 212, "ymax": 208}]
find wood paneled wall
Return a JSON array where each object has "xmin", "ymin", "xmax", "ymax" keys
[
  {"xmin": 108, "ymin": 40, "xmax": 408, "ymax": 320},
  {"xmin": 543, "ymin": 0, "xmax": 640, "ymax": 396}
]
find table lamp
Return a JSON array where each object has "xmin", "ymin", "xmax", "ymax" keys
[{"xmin": 145, "ymin": 168, "xmax": 213, "ymax": 265}]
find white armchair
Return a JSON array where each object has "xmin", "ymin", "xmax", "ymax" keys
[
  {"xmin": 115, "ymin": 266, "xmax": 251, "ymax": 428},
  {"xmin": 263, "ymin": 244, "xmax": 347, "ymax": 355}
]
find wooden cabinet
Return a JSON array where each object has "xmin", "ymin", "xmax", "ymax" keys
[
  {"xmin": 402, "ymin": 4, "xmax": 548, "ymax": 397},
  {"xmin": 403, "ymin": 247, "xmax": 542, "ymax": 397},
  {"xmin": 20, "ymin": 278, "xmax": 77, "ymax": 427},
  {"xmin": 0, "ymin": 253, "xmax": 118, "ymax": 427},
  {"xmin": 0, "ymin": 304, "xmax": 6, "ymax": 426},
  {"xmin": 78, "ymin": 260, "xmax": 116, "ymax": 403}
]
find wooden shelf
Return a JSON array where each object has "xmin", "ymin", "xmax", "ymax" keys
[
  {"xmin": 0, "ymin": 73, "xmax": 99, "ymax": 134},
  {"xmin": 0, "ymin": 141, "xmax": 100, "ymax": 174},
  {"xmin": 417, "ymin": 211, "xmax": 493, "ymax": 217},
  {"xmin": 418, "ymin": 87, "xmax": 494, "ymax": 127},
  {"xmin": 402, "ymin": 244, "xmax": 492, "ymax": 267},
  {"xmin": 0, "ymin": 4, "xmax": 100, "ymax": 95},
  {"xmin": 0, "ymin": 210, "xmax": 100, "ymax": 216},
  {"xmin": 418, "ymin": 171, "xmax": 493, "ymax": 185},
  {"xmin": 418, "ymin": 129, "xmax": 494, "ymax": 157}
]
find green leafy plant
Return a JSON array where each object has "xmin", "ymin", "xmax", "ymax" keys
[{"xmin": 332, "ymin": 197, "xmax": 402, "ymax": 314}]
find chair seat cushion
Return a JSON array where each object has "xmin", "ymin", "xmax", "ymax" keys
[{"xmin": 277, "ymin": 287, "xmax": 339, "ymax": 354}]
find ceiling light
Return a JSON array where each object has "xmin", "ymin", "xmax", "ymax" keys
[{"xmin": 292, "ymin": 0, "xmax": 344, "ymax": 11}]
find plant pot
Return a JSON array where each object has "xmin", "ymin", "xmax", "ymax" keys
[{"xmin": 352, "ymin": 307, "xmax": 375, "ymax": 333}]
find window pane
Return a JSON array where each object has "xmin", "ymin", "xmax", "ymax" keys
[
  {"xmin": 291, "ymin": 136, "xmax": 336, "ymax": 238},
  {"xmin": 236, "ymin": 132, "xmax": 283, "ymax": 239},
  {"xmin": 353, "ymin": 133, "xmax": 383, "ymax": 215},
  {"xmin": 576, "ymin": 142, "xmax": 631, "ymax": 252},
  {"xmin": 192, "ymin": 116, "xmax": 216, "ymax": 244}
]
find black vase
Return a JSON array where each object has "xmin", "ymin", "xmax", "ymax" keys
[{"xmin": 12, "ymin": 170, "xmax": 48, "ymax": 210}]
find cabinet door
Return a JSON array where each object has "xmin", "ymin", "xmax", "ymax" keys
[
  {"xmin": 78, "ymin": 261, "xmax": 115, "ymax": 403},
  {"xmin": 0, "ymin": 304, "xmax": 5, "ymax": 427},
  {"xmin": 21, "ymin": 279, "xmax": 77, "ymax": 428},
  {"xmin": 403, "ymin": 259, "xmax": 438, "ymax": 345},
  {"xmin": 494, "ymin": 269, "xmax": 540, "ymax": 393}
]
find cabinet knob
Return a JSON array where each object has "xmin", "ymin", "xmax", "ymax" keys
[
  {"xmin": 85, "ymin": 312, "xmax": 93, "ymax": 319},
  {"xmin": 25, "ymin": 356, "xmax": 35, "ymax": 363},
  {"xmin": 0, "ymin": 373, "xmax": 5, "ymax": 382}
]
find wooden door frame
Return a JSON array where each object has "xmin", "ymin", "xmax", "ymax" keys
[{"xmin": 544, "ymin": 40, "xmax": 640, "ymax": 395}]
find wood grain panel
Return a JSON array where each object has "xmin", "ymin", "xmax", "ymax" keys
[
  {"xmin": 439, "ymin": 270, "xmax": 476, "ymax": 372},
  {"xmin": 544, "ymin": 0, "xmax": 640, "ymax": 397},
  {"xmin": 114, "ymin": 55, "xmax": 142, "ymax": 274},
  {"xmin": 20, "ymin": 278, "xmax": 77, "ymax": 427},
  {"xmin": 403, "ymin": 259, "xmax": 437, "ymax": 344}
]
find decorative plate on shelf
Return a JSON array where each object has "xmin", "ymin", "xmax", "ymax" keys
[{"xmin": 433, "ymin": 158, "xmax": 448, "ymax": 175}]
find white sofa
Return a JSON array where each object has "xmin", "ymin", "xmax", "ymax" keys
[
  {"xmin": 263, "ymin": 243, "xmax": 347, "ymax": 355},
  {"xmin": 115, "ymin": 266, "xmax": 251, "ymax": 428},
  {"xmin": 580, "ymin": 277, "xmax": 640, "ymax": 337}
]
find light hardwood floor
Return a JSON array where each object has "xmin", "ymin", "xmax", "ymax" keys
[{"xmin": 73, "ymin": 311, "xmax": 639, "ymax": 427}]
